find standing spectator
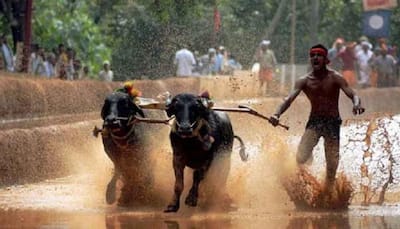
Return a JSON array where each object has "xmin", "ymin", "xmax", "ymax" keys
[
  {"xmin": 65, "ymin": 48, "xmax": 75, "ymax": 80},
  {"xmin": 374, "ymin": 48, "xmax": 396, "ymax": 87},
  {"xmin": 214, "ymin": 46, "xmax": 226, "ymax": 74},
  {"xmin": 356, "ymin": 41, "xmax": 373, "ymax": 88},
  {"xmin": 174, "ymin": 45, "xmax": 196, "ymax": 77},
  {"xmin": 191, "ymin": 50, "xmax": 202, "ymax": 76},
  {"xmin": 338, "ymin": 42, "xmax": 358, "ymax": 87},
  {"xmin": 199, "ymin": 48, "xmax": 216, "ymax": 75},
  {"xmin": 28, "ymin": 44, "xmax": 39, "ymax": 75},
  {"xmin": 354, "ymin": 36, "xmax": 372, "ymax": 56},
  {"xmin": 392, "ymin": 46, "xmax": 399, "ymax": 86},
  {"xmin": 254, "ymin": 40, "xmax": 277, "ymax": 95},
  {"xmin": 368, "ymin": 48, "xmax": 381, "ymax": 87},
  {"xmin": 377, "ymin": 37, "xmax": 389, "ymax": 52},
  {"xmin": 226, "ymin": 53, "xmax": 242, "ymax": 75},
  {"xmin": 328, "ymin": 38, "xmax": 345, "ymax": 72},
  {"xmin": 79, "ymin": 65, "xmax": 90, "ymax": 80},
  {"xmin": 0, "ymin": 34, "xmax": 14, "ymax": 72},
  {"xmin": 99, "ymin": 60, "xmax": 113, "ymax": 82},
  {"xmin": 33, "ymin": 47, "xmax": 47, "ymax": 77},
  {"xmin": 73, "ymin": 59, "xmax": 82, "ymax": 80},
  {"xmin": 56, "ymin": 43, "xmax": 68, "ymax": 79},
  {"xmin": 44, "ymin": 53, "xmax": 56, "ymax": 78}
]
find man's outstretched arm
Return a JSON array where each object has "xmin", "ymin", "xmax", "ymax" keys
[
  {"xmin": 339, "ymin": 77, "xmax": 365, "ymax": 115},
  {"xmin": 269, "ymin": 79, "xmax": 303, "ymax": 126}
]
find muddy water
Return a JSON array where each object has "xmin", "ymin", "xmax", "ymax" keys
[{"xmin": 1, "ymin": 102, "xmax": 400, "ymax": 228}]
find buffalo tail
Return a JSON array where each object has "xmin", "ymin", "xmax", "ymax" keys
[{"xmin": 234, "ymin": 135, "xmax": 248, "ymax": 162}]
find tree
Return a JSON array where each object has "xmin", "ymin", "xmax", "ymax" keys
[
  {"xmin": 2, "ymin": 1, "xmax": 400, "ymax": 79},
  {"xmin": 32, "ymin": 0, "xmax": 111, "ymax": 77},
  {"xmin": 0, "ymin": 0, "xmax": 25, "ymax": 51}
]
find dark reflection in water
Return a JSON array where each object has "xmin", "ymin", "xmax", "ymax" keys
[
  {"xmin": 105, "ymin": 213, "xmax": 233, "ymax": 229},
  {"xmin": 0, "ymin": 209, "xmax": 399, "ymax": 229},
  {"xmin": 164, "ymin": 220, "xmax": 179, "ymax": 229},
  {"xmin": 286, "ymin": 213, "xmax": 350, "ymax": 229}
]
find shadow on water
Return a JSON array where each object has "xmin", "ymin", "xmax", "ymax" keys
[
  {"xmin": 104, "ymin": 211, "xmax": 233, "ymax": 229},
  {"xmin": 286, "ymin": 213, "xmax": 351, "ymax": 229}
]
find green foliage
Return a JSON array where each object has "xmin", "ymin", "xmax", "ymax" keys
[
  {"xmin": 105, "ymin": 1, "xmax": 217, "ymax": 80},
  {"xmin": 29, "ymin": 0, "xmax": 400, "ymax": 80},
  {"xmin": 33, "ymin": 0, "xmax": 111, "ymax": 78}
]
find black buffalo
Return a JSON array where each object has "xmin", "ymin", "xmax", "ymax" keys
[
  {"xmin": 100, "ymin": 91, "xmax": 156, "ymax": 206},
  {"xmin": 164, "ymin": 93, "xmax": 247, "ymax": 212}
]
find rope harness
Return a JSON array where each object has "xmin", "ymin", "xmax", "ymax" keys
[
  {"xmin": 102, "ymin": 114, "xmax": 174, "ymax": 148},
  {"xmin": 172, "ymin": 117, "xmax": 209, "ymax": 140}
]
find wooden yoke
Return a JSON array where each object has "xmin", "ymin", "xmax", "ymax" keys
[
  {"xmin": 213, "ymin": 105, "xmax": 289, "ymax": 130},
  {"xmin": 136, "ymin": 96, "xmax": 289, "ymax": 130}
]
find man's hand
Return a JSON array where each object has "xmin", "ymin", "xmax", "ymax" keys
[
  {"xmin": 353, "ymin": 105, "xmax": 365, "ymax": 115},
  {"xmin": 269, "ymin": 114, "xmax": 280, "ymax": 127}
]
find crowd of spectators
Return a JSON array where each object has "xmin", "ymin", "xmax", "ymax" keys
[
  {"xmin": 328, "ymin": 36, "xmax": 399, "ymax": 88},
  {"xmin": 0, "ymin": 34, "xmax": 109, "ymax": 81},
  {"xmin": 2, "ymin": 32, "xmax": 399, "ymax": 87},
  {"xmin": 174, "ymin": 45, "xmax": 242, "ymax": 77}
]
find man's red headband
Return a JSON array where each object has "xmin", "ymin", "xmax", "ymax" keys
[{"xmin": 309, "ymin": 48, "xmax": 327, "ymax": 57}]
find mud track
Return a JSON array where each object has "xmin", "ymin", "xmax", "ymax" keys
[{"xmin": 1, "ymin": 73, "xmax": 400, "ymax": 228}]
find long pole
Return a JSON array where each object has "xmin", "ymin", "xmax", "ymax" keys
[
  {"xmin": 310, "ymin": 0, "xmax": 319, "ymax": 45},
  {"xmin": 290, "ymin": 0, "xmax": 296, "ymax": 89},
  {"xmin": 22, "ymin": 0, "xmax": 33, "ymax": 73}
]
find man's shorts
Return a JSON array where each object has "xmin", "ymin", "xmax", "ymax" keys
[{"xmin": 305, "ymin": 116, "xmax": 342, "ymax": 139}]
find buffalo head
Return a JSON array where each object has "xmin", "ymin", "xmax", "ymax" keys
[
  {"xmin": 166, "ymin": 93, "xmax": 209, "ymax": 138},
  {"xmin": 101, "ymin": 92, "xmax": 145, "ymax": 132}
]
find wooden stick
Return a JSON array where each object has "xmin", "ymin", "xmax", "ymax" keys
[{"xmin": 213, "ymin": 105, "xmax": 290, "ymax": 130}]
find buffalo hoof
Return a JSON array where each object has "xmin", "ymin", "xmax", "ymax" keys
[
  {"xmin": 185, "ymin": 194, "xmax": 198, "ymax": 207},
  {"xmin": 106, "ymin": 182, "xmax": 117, "ymax": 204},
  {"xmin": 164, "ymin": 204, "xmax": 179, "ymax": 213}
]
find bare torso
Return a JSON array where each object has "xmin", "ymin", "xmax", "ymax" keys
[{"xmin": 300, "ymin": 70, "xmax": 342, "ymax": 117}]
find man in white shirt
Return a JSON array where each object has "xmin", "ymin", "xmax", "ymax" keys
[
  {"xmin": 1, "ymin": 35, "xmax": 14, "ymax": 72},
  {"xmin": 356, "ymin": 41, "xmax": 373, "ymax": 88},
  {"xmin": 174, "ymin": 46, "xmax": 195, "ymax": 77},
  {"xmin": 99, "ymin": 60, "xmax": 113, "ymax": 82}
]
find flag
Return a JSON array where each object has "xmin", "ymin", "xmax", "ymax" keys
[
  {"xmin": 363, "ymin": 0, "xmax": 397, "ymax": 11},
  {"xmin": 214, "ymin": 7, "xmax": 221, "ymax": 32},
  {"xmin": 362, "ymin": 10, "xmax": 391, "ymax": 38}
]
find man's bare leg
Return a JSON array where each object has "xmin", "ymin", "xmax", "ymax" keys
[{"xmin": 324, "ymin": 137, "xmax": 340, "ymax": 198}]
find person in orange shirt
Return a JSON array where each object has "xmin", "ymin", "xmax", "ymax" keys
[
  {"xmin": 368, "ymin": 48, "xmax": 381, "ymax": 87},
  {"xmin": 338, "ymin": 42, "xmax": 358, "ymax": 87}
]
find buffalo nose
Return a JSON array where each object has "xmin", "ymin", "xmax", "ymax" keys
[
  {"xmin": 105, "ymin": 115, "xmax": 121, "ymax": 127},
  {"xmin": 177, "ymin": 123, "xmax": 193, "ymax": 135}
]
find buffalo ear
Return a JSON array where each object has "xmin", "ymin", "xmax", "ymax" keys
[
  {"xmin": 132, "ymin": 102, "xmax": 145, "ymax": 118},
  {"xmin": 136, "ymin": 105, "xmax": 145, "ymax": 118},
  {"xmin": 101, "ymin": 99, "xmax": 109, "ymax": 120},
  {"xmin": 165, "ymin": 98, "xmax": 177, "ymax": 117},
  {"xmin": 197, "ymin": 97, "xmax": 208, "ymax": 109},
  {"xmin": 127, "ymin": 98, "xmax": 145, "ymax": 118},
  {"xmin": 196, "ymin": 97, "xmax": 210, "ymax": 118},
  {"xmin": 166, "ymin": 105, "xmax": 175, "ymax": 117}
]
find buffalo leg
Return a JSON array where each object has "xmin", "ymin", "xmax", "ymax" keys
[
  {"xmin": 164, "ymin": 156, "xmax": 184, "ymax": 213},
  {"xmin": 185, "ymin": 168, "xmax": 206, "ymax": 207},
  {"xmin": 106, "ymin": 169, "xmax": 120, "ymax": 204}
]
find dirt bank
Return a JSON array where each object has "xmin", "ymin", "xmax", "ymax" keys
[{"xmin": 1, "ymin": 72, "xmax": 400, "ymax": 187}]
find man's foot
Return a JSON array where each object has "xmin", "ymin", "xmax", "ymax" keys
[
  {"xmin": 361, "ymin": 201, "xmax": 369, "ymax": 206},
  {"xmin": 323, "ymin": 180, "xmax": 337, "ymax": 203}
]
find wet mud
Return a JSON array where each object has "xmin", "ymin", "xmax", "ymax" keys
[
  {"xmin": 1, "ymin": 74, "xmax": 400, "ymax": 228},
  {"xmin": 282, "ymin": 169, "xmax": 353, "ymax": 210}
]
